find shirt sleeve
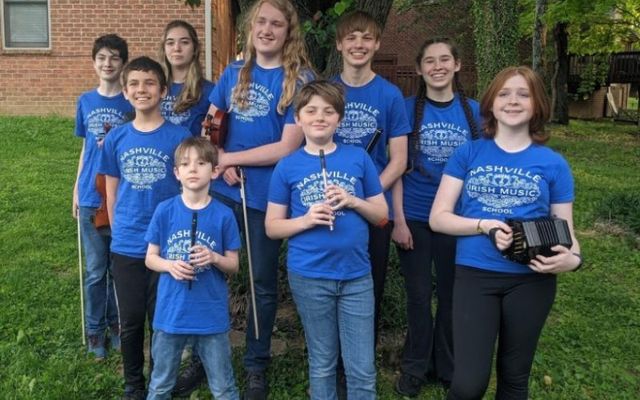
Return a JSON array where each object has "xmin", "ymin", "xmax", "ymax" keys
[
  {"xmin": 209, "ymin": 66, "xmax": 230, "ymax": 111},
  {"xmin": 362, "ymin": 151, "xmax": 383, "ymax": 198},
  {"xmin": 388, "ymin": 88, "xmax": 412, "ymax": 138},
  {"xmin": 74, "ymin": 98, "xmax": 86, "ymax": 138},
  {"xmin": 268, "ymin": 160, "xmax": 290, "ymax": 206},
  {"xmin": 549, "ymin": 154, "xmax": 575, "ymax": 203},
  {"xmin": 99, "ymin": 131, "xmax": 120, "ymax": 178},
  {"xmin": 443, "ymin": 140, "xmax": 471, "ymax": 180},
  {"xmin": 144, "ymin": 204, "xmax": 164, "ymax": 245}
]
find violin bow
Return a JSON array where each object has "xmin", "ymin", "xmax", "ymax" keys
[{"xmin": 238, "ymin": 167, "xmax": 260, "ymax": 339}]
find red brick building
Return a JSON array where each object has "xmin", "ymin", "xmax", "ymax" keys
[
  {"xmin": 0, "ymin": 0, "xmax": 215, "ymax": 116},
  {"xmin": 0, "ymin": 1, "xmax": 477, "ymax": 116}
]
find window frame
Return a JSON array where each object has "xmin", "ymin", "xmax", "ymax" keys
[{"xmin": 1, "ymin": 0, "xmax": 51, "ymax": 50}]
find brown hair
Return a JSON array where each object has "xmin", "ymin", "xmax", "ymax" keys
[
  {"xmin": 159, "ymin": 20, "xmax": 204, "ymax": 114},
  {"xmin": 174, "ymin": 137, "xmax": 218, "ymax": 167},
  {"xmin": 335, "ymin": 10, "xmax": 382, "ymax": 41},
  {"xmin": 480, "ymin": 66, "xmax": 550, "ymax": 144},
  {"xmin": 294, "ymin": 80, "xmax": 345, "ymax": 120},
  {"xmin": 232, "ymin": 0, "xmax": 314, "ymax": 115}
]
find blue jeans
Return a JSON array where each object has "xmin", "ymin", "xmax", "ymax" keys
[
  {"xmin": 216, "ymin": 195, "xmax": 282, "ymax": 372},
  {"xmin": 79, "ymin": 206, "xmax": 118, "ymax": 336},
  {"xmin": 147, "ymin": 330, "xmax": 239, "ymax": 400},
  {"xmin": 289, "ymin": 271, "xmax": 376, "ymax": 400}
]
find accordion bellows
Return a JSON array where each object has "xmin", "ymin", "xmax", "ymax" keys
[{"xmin": 496, "ymin": 218, "xmax": 573, "ymax": 264}]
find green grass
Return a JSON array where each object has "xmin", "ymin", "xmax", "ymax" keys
[{"xmin": 0, "ymin": 117, "xmax": 638, "ymax": 399}]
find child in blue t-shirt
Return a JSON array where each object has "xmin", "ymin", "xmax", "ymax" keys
[
  {"xmin": 430, "ymin": 66, "xmax": 582, "ymax": 399},
  {"xmin": 333, "ymin": 11, "xmax": 411, "ymax": 346},
  {"xmin": 145, "ymin": 137, "xmax": 240, "ymax": 400},
  {"xmin": 159, "ymin": 20, "xmax": 214, "ymax": 137},
  {"xmin": 391, "ymin": 38, "xmax": 482, "ymax": 395},
  {"xmin": 72, "ymin": 34, "xmax": 133, "ymax": 360},
  {"xmin": 99, "ymin": 56, "xmax": 191, "ymax": 399},
  {"xmin": 266, "ymin": 81, "xmax": 388, "ymax": 399}
]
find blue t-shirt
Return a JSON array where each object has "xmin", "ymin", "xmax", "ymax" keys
[
  {"xmin": 402, "ymin": 95, "xmax": 481, "ymax": 221},
  {"xmin": 444, "ymin": 139, "xmax": 574, "ymax": 274},
  {"xmin": 161, "ymin": 80, "xmax": 214, "ymax": 136},
  {"xmin": 333, "ymin": 74, "xmax": 411, "ymax": 218},
  {"xmin": 99, "ymin": 121, "xmax": 192, "ymax": 258},
  {"xmin": 269, "ymin": 144, "xmax": 383, "ymax": 280},
  {"xmin": 145, "ymin": 196, "xmax": 241, "ymax": 334},
  {"xmin": 75, "ymin": 89, "xmax": 133, "ymax": 207},
  {"xmin": 208, "ymin": 61, "xmax": 297, "ymax": 211}
]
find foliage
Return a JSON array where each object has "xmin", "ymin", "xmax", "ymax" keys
[
  {"xmin": 0, "ymin": 117, "xmax": 639, "ymax": 398},
  {"xmin": 596, "ymin": 191, "xmax": 640, "ymax": 235},
  {"xmin": 301, "ymin": 0, "xmax": 355, "ymax": 52},
  {"xmin": 472, "ymin": 0, "xmax": 521, "ymax": 94}
]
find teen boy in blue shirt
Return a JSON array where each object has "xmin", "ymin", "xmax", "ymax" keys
[
  {"xmin": 72, "ymin": 34, "xmax": 133, "ymax": 360},
  {"xmin": 99, "ymin": 56, "xmax": 191, "ymax": 400}
]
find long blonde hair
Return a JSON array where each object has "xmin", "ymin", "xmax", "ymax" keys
[
  {"xmin": 159, "ymin": 20, "xmax": 204, "ymax": 114},
  {"xmin": 232, "ymin": 0, "xmax": 314, "ymax": 115}
]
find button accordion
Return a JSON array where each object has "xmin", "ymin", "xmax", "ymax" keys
[{"xmin": 490, "ymin": 218, "xmax": 573, "ymax": 264}]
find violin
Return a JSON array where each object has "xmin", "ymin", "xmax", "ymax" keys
[
  {"xmin": 202, "ymin": 109, "xmax": 228, "ymax": 147},
  {"xmin": 93, "ymin": 122, "xmax": 111, "ymax": 229}
]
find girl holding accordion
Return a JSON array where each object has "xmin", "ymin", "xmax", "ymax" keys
[{"xmin": 429, "ymin": 66, "xmax": 582, "ymax": 400}]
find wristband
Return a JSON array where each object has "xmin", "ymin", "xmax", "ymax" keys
[
  {"xmin": 476, "ymin": 219, "xmax": 483, "ymax": 234},
  {"xmin": 572, "ymin": 252, "xmax": 583, "ymax": 272}
]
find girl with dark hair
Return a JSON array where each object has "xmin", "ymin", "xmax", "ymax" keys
[{"xmin": 392, "ymin": 37, "xmax": 481, "ymax": 397}]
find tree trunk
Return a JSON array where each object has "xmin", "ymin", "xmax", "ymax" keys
[
  {"xmin": 553, "ymin": 22, "xmax": 569, "ymax": 125},
  {"xmin": 532, "ymin": 0, "xmax": 546, "ymax": 76},
  {"xmin": 472, "ymin": 0, "xmax": 519, "ymax": 94}
]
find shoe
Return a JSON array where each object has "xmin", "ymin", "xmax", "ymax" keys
[
  {"xmin": 244, "ymin": 371, "xmax": 267, "ymax": 400},
  {"xmin": 108, "ymin": 323, "xmax": 121, "ymax": 352},
  {"xmin": 172, "ymin": 357, "xmax": 206, "ymax": 398},
  {"xmin": 87, "ymin": 334, "xmax": 106, "ymax": 360},
  {"xmin": 395, "ymin": 373, "xmax": 424, "ymax": 397},
  {"xmin": 336, "ymin": 369, "xmax": 347, "ymax": 400},
  {"xmin": 121, "ymin": 389, "xmax": 146, "ymax": 400}
]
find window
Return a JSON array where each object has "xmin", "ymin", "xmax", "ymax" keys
[{"xmin": 2, "ymin": 0, "xmax": 50, "ymax": 49}]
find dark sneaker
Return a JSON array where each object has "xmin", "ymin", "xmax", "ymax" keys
[
  {"xmin": 336, "ymin": 369, "xmax": 347, "ymax": 400},
  {"xmin": 244, "ymin": 371, "xmax": 268, "ymax": 400},
  {"xmin": 395, "ymin": 373, "xmax": 423, "ymax": 397},
  {"xmin": 121, "ymin": 389, "xmax": 146, "ymax": 400},
  {"xmin": 87, "ymin": 334, "xmax": 106, "ymax": 360},
  {"xmin": 108, "ymin": 323, "xmax": 121, "ymax": 352},
  {"xmin": 172, "ymin": 358, "xmax": 206, "ymax": 398}
]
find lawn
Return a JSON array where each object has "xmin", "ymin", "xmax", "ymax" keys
[{"xmin": 0, "ymin": 116, "xmax": 638, "ymax": 399}]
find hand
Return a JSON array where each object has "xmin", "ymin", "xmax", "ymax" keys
[
  {"xmin": 97, "ymin": 138, "xmax": 105, "ymax": 148},
  {"xmin": 189, "ymin": 244, "xmax": 220, "ymax": 267},
  {"xmin": 392, "ymin": 221, "xmax": 413, "ymax": 250},
  {"xmin": 168, "ymin": 259, "xmax": 195, "ymax": 281},
  {"xmin": 302, "ymin": 203, "xmax": 334, "ymax": 230},
  {"xmin": 325, "ymin": 184, "xmax": 355, "ymax": 211},
  {"xmin": 72, "ymin": 188, "xmax": 79, "ymax": 219},
  {"xmin": 223, "ymin": 167, "xmax": 241, "ymax": 186},
  {"xmin": 528, "ymin": 245, "xmax": 581, "ymax": 274},
  {"xmin": 481, "ymin": 219, "xmax": 513, "ymax": 250}
]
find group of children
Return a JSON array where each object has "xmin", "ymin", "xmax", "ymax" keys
[{"xmin": 73, "ymin": 1, "xmax": 582, "ymax": 400}]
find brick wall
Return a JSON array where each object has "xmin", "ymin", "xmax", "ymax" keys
[{"xmin": 0, "ymin": 0, "xmax": 213, "ymax": 116}]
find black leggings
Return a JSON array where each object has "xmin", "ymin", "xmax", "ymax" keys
[
  {"xmin": 447, "ymin": 266, "xmax": 556, "ymax": 400},
  {"xmin": 369, "ymin": 221, "xmax": 393, "ymax": 344},
  {"xmin": 112, "ymin": 253, "xmax": 159, "ymax": 392}
]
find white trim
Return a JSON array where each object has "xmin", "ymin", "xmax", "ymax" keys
[
  {"xmin": 205, "ymin": 0, "xmax": 212, "ymax": 80},
  {"xmin": 1, "ymin": 0, "xmax": 51, "ymax": 50}
]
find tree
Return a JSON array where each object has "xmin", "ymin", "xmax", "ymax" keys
[
  {"xmin": 472, "ymin": 0, "xmax": 520, "ymax": 94},
  {"xmin": 531, "ymin": 0, "xmax": 547, "ymax": 75}
]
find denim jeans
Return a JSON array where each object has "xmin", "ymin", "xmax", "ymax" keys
[
  {"xmin": 289, "ymin": 271, "xmax": 376, "ymax": 400},
  {"xmin": 397, "ymin": 220, "xmax": 456, "ymax": 383},
  {"xmin": 79, "ymin": 206, "xmax": 118, "ymax": 336},
  {"xmin": 216, "ymin": 194, "xmax": 282, "ymax": 372},
  {"xmin": 147, "ymin": 330, "xmax": 239, "ymax": 400}
]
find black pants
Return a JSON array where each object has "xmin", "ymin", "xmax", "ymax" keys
[
  {"xmin": 369, "ymin": 221, "xmax": 393, "ymax": 344},
  {"xmin": 447, "ymin": 266, "xmax": 556, "ymax": 400},
  {"xmin": 112, "ymin": 253, "xmax": 159, "ymax": 392},
  {"xmin": 397, "ymin": 220, "xmax": 455, "ymax": 383}
]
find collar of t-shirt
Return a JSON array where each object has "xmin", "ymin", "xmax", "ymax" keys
[{"xmin": 426, "ymin": 97, "xmax": 455, "ymax": 108}]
